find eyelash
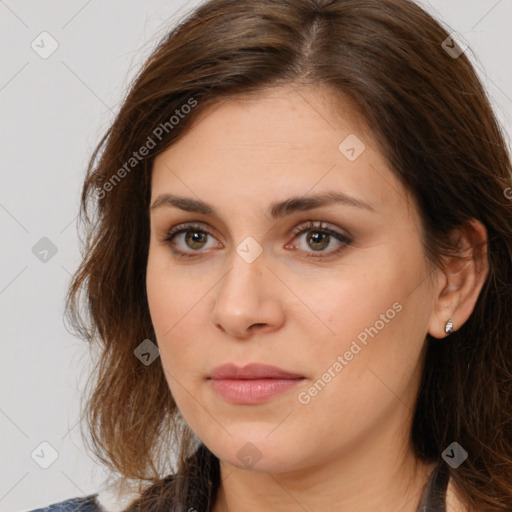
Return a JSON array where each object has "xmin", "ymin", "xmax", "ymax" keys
[{"xmin": 161, "ymin": 221, "xmax": 352, "ymax": 260}]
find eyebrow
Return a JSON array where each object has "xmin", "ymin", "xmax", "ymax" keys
[{"xmin": 150, "ymin": 191, "xmax": 376, "ymax": 219}]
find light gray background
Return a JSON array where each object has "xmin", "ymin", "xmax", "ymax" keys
[{"xmin": 1, "ymin": 1, "xmax": 511, "ymax": 511}]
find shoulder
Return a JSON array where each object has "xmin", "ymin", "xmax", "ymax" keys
[
  {"xmin": 27, "ymin": 475, "xmax": 174, "ymax": 512},
  {"xmin": 27, "ymin": 494, "xmax": 103, "ymax": 512},
  {"xmin": 27, "ymin": 479, "xmax": 146, "ymax": 512}
]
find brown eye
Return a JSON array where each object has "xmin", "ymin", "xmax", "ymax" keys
[
  {"xmin": 182, "ymin": 231, "xmax": 208, "ymax": 250},
  {"xmin": 162, "ymin": 222, "xmax": 219, "ymax": 258},
  {"xmin": 305, "ymin": 230, "xmax": 331, "ymax": 251},
  {"xmin": 162, "ymin": 220, "xmax": 352, "ymax": 260},
  {"xmin": 288, "ymin": 221, "xmax": 352, "ymax": 259}
]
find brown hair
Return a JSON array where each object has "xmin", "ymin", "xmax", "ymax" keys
[{"xmin": 65, "ymin": 0, "xmax": 512, "ymax": 510}]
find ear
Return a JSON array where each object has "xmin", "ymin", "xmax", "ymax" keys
[{"xmin": 428, "ymin": 219, "xmax": 489, "ymax": 339}]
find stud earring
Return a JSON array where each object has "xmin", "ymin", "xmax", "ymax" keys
[{"xmin": 445, "ymin": 319, "xmax": 454, "ymax": 334}]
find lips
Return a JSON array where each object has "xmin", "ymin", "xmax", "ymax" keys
[
  {"xmin": 208, "ymin": 363, "xmax": 305, "ymax": 404},
  {"xmin": 209, "ymin": 363, "xmax": 304, "ymax": 380}
]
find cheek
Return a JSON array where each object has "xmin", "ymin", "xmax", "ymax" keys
[
  {"xmin": 146, "ymin": 256, "xmax": 209, "ymax": 385},
  {"xmin": 300, "ymin": 253, "xmax": 428, "ymax": 386},
  {"xmin": 146, "ymin": 269, "xmax": 171, "ymax": 338},
  {"xmin": 146, "ymin": 258, "xmax": 185, "ymax": 374},
  {"xmin": 293, "ymin": 293, "xmax": 425, "ymax": 448},
  {"xmin": 298, "ymin": 269, "xmax": 397, "ymax": 354},
  {"xmin": 146, "ymin": 250, "xmax": 194, "ymax": 340}
]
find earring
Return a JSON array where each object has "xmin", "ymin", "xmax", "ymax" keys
[{"xmin": 445, "ymin": 319, "xmax": 454, "ymax": 334}]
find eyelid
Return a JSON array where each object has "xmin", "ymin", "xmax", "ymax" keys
[{"xmin": 289, "ymin": 220, "xmax": 350, "ymax": 239}]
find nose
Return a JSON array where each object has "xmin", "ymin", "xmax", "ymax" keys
[{"xmin": 210, "ymin": 246, "xmax": 285, "ymax": 339}]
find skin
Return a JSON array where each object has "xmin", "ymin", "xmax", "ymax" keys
[{"xmin": 146, "ymin": 84, "xmax": 488, "ymax": 512}]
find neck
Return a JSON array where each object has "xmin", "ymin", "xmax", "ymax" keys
[{"xmin": 212, "ymin": 437, "xmax": 437, "ymax": 512}]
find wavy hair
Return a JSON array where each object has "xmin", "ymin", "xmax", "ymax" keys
[{"xmin": 65, "ymin": 0, "xmax": 512, "ymax": 510}]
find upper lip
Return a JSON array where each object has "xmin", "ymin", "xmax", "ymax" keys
[{"xmin": 209, "ymin": 363, "xmax": 304, "ymax": 380}]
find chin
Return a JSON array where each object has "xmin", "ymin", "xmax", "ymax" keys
[{"xmin": 209, "ymin": 434, "xmax": 305, "ymax": 474}]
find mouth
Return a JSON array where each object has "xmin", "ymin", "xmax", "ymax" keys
[{"xmin": 207, "ymin": 363, "xmax": 306, "ymax": 405}]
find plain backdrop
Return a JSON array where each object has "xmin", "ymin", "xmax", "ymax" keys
[{"xmin": 1, "ymin": 1, "xmax": 511, "ymax": 511}]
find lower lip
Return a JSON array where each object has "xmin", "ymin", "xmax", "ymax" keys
[{"xmin": 209, "ymin": 378, "xmax": 305, "ymax": 404}]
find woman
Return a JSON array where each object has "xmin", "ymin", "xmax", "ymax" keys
[{"xmin": 30, "ymin": 0, "xmax": 512, "ymax": 510}]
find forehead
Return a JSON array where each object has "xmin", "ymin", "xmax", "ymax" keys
[
  {"xmin": 150, "ymin": 85, "xmax": 413, "ymax": 221},
  {"xmin": 156, "ymin": 85, "xmax": 373, "ymax": 159}
]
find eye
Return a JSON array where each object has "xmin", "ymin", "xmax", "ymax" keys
[
  {"xmin": 161, "ymin": 222, "xmax": 218, "ymax": 258},
  {"xmin": 160, "ymin": 220, "xmax": 352, "ymax": 259},
  {"xmin": 286, "ymin": 220, "xmax": 352, "ymax": 259}
]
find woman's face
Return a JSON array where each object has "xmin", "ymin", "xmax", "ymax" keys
[{"xmin": 146, "ymin": 85, "xmax": 440, "ymax": 473}]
